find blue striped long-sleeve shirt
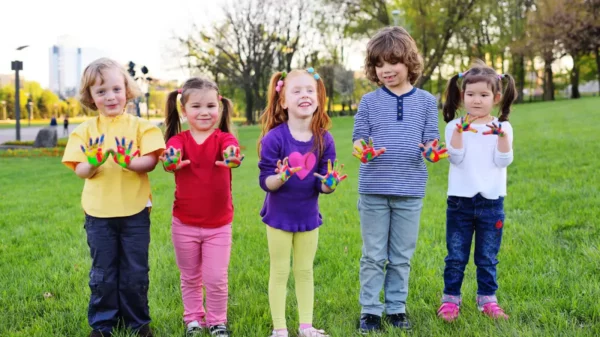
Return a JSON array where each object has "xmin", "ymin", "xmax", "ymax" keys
[{"xmin": 352, "ymin": 86, "xmax": 440, "ymax": 197}]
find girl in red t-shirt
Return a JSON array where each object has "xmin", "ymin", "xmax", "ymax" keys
[{"xmin": 160, "ymin": 77, "xmax": 244, "ymax": 337}]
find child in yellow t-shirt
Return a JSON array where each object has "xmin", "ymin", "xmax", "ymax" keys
[{"xmin": 62, "ymin": 58, "xmax": 165, "ymax": 337}]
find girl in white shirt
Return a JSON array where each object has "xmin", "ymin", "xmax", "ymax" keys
[{"xmin": 436, "ymin": 60, "xmax": 517, "ymax": 322}]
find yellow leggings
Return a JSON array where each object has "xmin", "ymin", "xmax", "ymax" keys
[{"xmin": 266, "ymin": 226, "xmax": 319, "ymax": 329}]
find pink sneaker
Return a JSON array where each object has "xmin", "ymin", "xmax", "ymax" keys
[
  {"xmin": 298, "ymin": 327, "xmax": 329, "ymax": 337},
  {"xmin": 437, "ymin": 302, "xmax": 460, "ymax": 322},
  {"xmin": 479, "ymin": 302, "xmax": 509, "ymax": 319}
]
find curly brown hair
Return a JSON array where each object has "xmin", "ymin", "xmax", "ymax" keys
[{"xmin": 364, "ymin": 26, "xmax": 423, "ymax": 85}]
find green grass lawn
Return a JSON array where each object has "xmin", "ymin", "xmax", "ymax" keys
[{"xmin": 1, "ymin": 97, "xmax": 599, "ymax": 337}]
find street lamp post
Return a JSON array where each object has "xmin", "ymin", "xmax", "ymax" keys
[
  {"xmin": 11, "ymin": 60, "xmax": 23, "ymax": 141},
  {"xmin": 12, "ymin": 45, "xmax": 29, "ymax": 141}
]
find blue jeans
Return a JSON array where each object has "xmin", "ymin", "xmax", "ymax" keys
[
  {"xmin": 358, "ymin": 194, "xmax": 423, "ymax": 316},
  {"xmin": 443, "ymin": 194, "xmax": 505, "ymax": 298},
  {"xmin": 85, "ymin": 208, "xmax": 151, "ymax": 333}
]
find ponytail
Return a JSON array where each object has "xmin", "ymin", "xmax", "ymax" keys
[
  {"xmin": 445, "ymin": 60, "xmax": 517, "ymax": 123},
  {"xmin": 164, "ymin": 90, "xmax": 181, "ymax": 142},
  {"xmin": 443, "ymin": 74, "xmax": 462, "ymax": 123},
  {"xmin": 258, "ymin": 71, "xmax": 287, "ymax": 157},
  {"xmin": 498, "ymin": 74, "xmax": 517, "ymax": 122},
  {"xmin": 218, "ymin": 96, "xmax": 233, "ymax": 134}
]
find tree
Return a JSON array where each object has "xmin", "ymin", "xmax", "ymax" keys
[
  {"xmin": 585, "ymin": 0, "xmax": 600, "ymax": 95},
  {"xmin": 336, "ymin": 69, "xmax": 356, "ymax": 115},
  {"xmin": 559, "ymin": 0, "xmax": 598, "ymax": 98},
  {"xmin": 528, "ymin": 0, "xmax": 562, "ymax": 101},
  {"xmin": 324, "ymin": 0, "xmax": 478, "ymax": 88},
  {"xmin": 181, "ymin": 0, "xmax": 309, "ymax": 123},
  {"xmin": 37, "ymin": 89, "xmax": 61, "ymax": 117}
]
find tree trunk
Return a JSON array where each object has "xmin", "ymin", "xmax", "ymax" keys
[
  {"xmin": 244, "ymin": 86, "xmax": 255, "ymax": 124},
  {"xmin": 437, "ymin": 66, "xmax": 444, "ymax": 109},
  {"xmin": 570, "ymin": 54, "xmax": 581, "ymax": 99},
  {"xmin": 327, "ymin": 77, "xmax": 334, "ymax": 116},
  {"xmin": 595, "ymin": 46, "xmax": 600, "ymax": 95},
  {"xmin": 543, "ymin": 57, "xmax": 555, "ymax": 101},
  {"xmin": 511, "ymin": 53, "xmax": 525, "ymax": 103}
]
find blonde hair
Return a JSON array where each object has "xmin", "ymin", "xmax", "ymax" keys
[{"xmin": 78, "ymin": 58, "xmax": 141, "ymax": 111}]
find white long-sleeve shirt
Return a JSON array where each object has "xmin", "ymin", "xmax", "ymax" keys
[{"xmin": 445, "ymin": 117, "xmax": 514, "ymax": 199}]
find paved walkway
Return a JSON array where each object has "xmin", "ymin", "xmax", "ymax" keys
[
  {"xmin": 0, "ymin": 125, "xmax": 77, "ymax": 143},
  {"xmin": 0, "ymin": 118, "xmax": 164, "ymax": 143}
]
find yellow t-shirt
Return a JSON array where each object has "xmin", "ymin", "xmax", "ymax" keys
[{"xmin": 62, "ymin": 113, "xmax": 166, "ymax": 218}]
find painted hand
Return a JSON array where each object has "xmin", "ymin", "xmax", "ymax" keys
[
  {"xmin": 483, "ymin": 122, "xmax": 505, "ymax": 137},
  {"xmin": 352, "ymin": 137, "xmax": 386, "ymax": 164},
  {"xmin": 215, "ymin": 145, "xmax": 245, "ymax": 168},
  {"xmin": 80, "ymin": 134, "xmax": 111, "ymax": 167},
  {"xmin": 314, "ymin": 159, "xmax": 348, "ymax": 190},
  {"xmin": 113, "ymin": 137, "xmax": 140, "ymax": 168},
  {"xmin": 275, "ymin": 157, "xmax": 302, "ymax": 182},
  {"xmin": 420, "ymin": 139, "xmax": 449, "ymax": 163},
  {"xmin": 456, "ymin": 114, "xmax": 479, "ymax": 133},
  {"xmin": 159, "ymin": 147, "xmax": 191, "ymax": 172}
]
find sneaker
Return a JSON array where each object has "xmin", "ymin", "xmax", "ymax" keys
[
  {"xmin": 479, "ymin": 302, "xmax": 509, "ymax": 319},
  {"xmin": 358, "ymin": 314, "xmax": 381, "ymax": 334},
  {"xmin": 209, "ymin": 324, "xmax": 230, "ymax": 336},
  {"xmin": 437, "ymin": 302, "xmax": 460, "ymax": 322},
  {"xmin": 269, "ymin": 330, "xmax": 288, "ymax": 337},
  {"xmin": 89, "ymin": 331, "xmax": 111, "ymax": 337},
  {"xmin": 186, "ymin": 320, "xmax": 204, "ymax": 336},
  {"xmin": 387, "ymin": 313, "xmax": 412, "ymax": 330},
  {"xmin": 298, "ymin": 326, "xmax": 329, "ymax": 337},
  {"xmin": 137, "ymin": 325, "xmax": 154, "ymax": 337}
]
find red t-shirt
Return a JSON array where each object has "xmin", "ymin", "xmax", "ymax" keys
[{"xmin": 167, "ymin": 129, "xmax": 238, "ymax": 228}]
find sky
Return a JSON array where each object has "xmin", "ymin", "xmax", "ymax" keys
[
  {"xmin": 0, "ymin": 0, "xmax": 365, "ymax": 89},
  {"xmin": 0, "ymin": 0, "xmax": 229, "ymax": 88}
]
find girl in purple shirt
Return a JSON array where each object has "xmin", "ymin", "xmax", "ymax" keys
[{"xmin": 257, "ymin": 68, "xmax": 347, "ymax": 337}]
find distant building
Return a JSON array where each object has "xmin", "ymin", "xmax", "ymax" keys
[{"xmin": 49, "ymin": 36, "xmax": 106, "ymax": 98}]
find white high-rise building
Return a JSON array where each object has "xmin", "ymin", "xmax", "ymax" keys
[{"xmin": 49, "ymin": 36, "xmax": 105, "ymax": 98}]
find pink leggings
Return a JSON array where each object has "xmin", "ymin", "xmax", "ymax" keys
[{"xmin": 171, "ymin": 217, "xmax": 232, "ymax": 326}]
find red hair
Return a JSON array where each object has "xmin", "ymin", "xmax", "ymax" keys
[{"xmin": 258, "ymin": 70, "xmax": 331, "ymax": 158}]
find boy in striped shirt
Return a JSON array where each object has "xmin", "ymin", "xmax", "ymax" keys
[{"xmin": 352, "ymin": 26, "xmax": 441, "ymax": 333}]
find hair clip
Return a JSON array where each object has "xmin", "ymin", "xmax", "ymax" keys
[
  {"xmin": 218, "ymin": 95, "xmax": 223, "ymax": 101},
  {"xmin": 497, "ymin": 74, "xmax": 505, "ymax": 80},
  {"xmin": 458, "ymin": 72, "xmax": 464, "ymax": 78},
  {"xmin": 177, "ymin": 88, "xmax": 182, "ymax": 94},
  {"xmin": 275, "ymin": 71, "xmax": 287, "ymax": 93},
  {"xmin": 307, "ymin": 67, "xmax": 320, "ymax": 80}
]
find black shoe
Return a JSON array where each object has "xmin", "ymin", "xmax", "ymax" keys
[
  {"xmin": 89, "ymin": 331, "xmax": 111, "ymax": 337},
  {"xmin": 387, "ymin": 313, "xmax": 412, "ymax": 330},
  {"xmin": 209, "ymin": 324, "xmax": 230, "ymax": 336},
  {"xmin": 137, "ymin": 325, "xmax": 154, "ymax": 337},
  {"xmin": 359, "ymin": 314, "xmax": 382, "ymax": 334}
]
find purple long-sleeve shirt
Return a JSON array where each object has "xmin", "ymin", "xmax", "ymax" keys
[{"xmin": 258, "ymin": 122, "xmax": 336, "ymax": 232}]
